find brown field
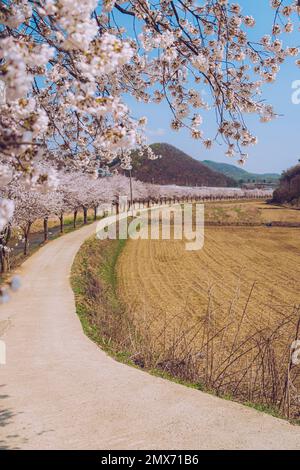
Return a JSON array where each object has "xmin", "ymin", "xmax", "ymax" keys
[
  {"xmin": 117, "ymin": 201, "xmax": 300, "ymax": 415},
  {"xmin": 118, "ymin": 226, "xmax": 300, "ymax": 326}
]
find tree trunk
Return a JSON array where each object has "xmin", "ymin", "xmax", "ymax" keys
[
  {"xmin": 94, "ymin": 206, "xmax": 97, "ymax": 221},
  {"xmin": 83, "ymin": 207, "xmax": 88, "ymax": 225},
  {"xmin": 24, "ymin": 234, "xmax": 28, "ymax": 255},
  {"xmin": 0, "ymin": 225, "xmax": 11, "ymax": 273},
  {"xmin": 43, "ymin": 217, "xmax": 48, "ymax": 242},
  {"xmin": 23, "ymin": 222, "xmax": 32, "ymax": 256},
  {"xmin": 73, "ymin": 210, "xmax": 77, "ymax": 228},
  {"xmin": 0, "ymin": 249, "xmax": 6, "ymax": 274},
  {"xmin": 59, "ymin": 213, "xmax": 64, "ymax": 233},
  {"xmin": 60, "ymin": 213, "xmax": 64, "ymax": 233}
]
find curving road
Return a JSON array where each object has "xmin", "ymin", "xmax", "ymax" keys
[{"xmin": 1, "ymin": 214, "xmax": 300, "ymax": 450}]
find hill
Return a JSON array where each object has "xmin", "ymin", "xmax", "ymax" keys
[
  {"xmin": 130, "ymin": 143, "xmax": 237, "ymax": 187},
  {"xmin": 202, "ymin": 160, "xmax": 280, "ymax": 184}
]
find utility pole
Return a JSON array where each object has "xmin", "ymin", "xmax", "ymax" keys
[
  {"xmin": 121, "ymin": 148, "xmax": 133, "ymax": 213},
  {"xmin": 129, "ymin": 167, "xmax": 133, "ymax": 213}
]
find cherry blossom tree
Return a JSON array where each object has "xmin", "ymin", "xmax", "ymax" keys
[
  {"xmin": 0, "ymin": 0, "xmax": 299, "ymax": 180},
  {"xmin": 39, "ymin": 190, "xmax": 63, "ymax": 241},
  {"xmin": 9, "ymin": 183, "xmax": 46, "ymax": 255}
]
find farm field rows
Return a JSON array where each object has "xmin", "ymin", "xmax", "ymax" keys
[{"xmin": 118, "ymin": 225, "xmax": 300, "ymax": 333}]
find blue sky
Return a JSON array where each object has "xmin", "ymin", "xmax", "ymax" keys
[{"xmin": 123, "ymin": 1, "xmax": 300, "ymax": 175}]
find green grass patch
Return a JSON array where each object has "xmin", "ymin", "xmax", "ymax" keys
[{"xmin": 244, "ymin": 402, "xmax": 282, "ymax": 419}]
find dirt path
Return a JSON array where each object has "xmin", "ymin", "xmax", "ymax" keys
[{"xmin": 1, "ymin": 215, "xmax": 300, "ymax": 449}]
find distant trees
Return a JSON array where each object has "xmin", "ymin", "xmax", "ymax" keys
[{"xmin": 272, "ymin": 165, "xmax": 300, "ymax": 205}]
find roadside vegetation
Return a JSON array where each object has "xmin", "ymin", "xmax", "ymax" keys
[{"xmin": 71, "ymin": 236, "xmax": 131, "ymax": 362}]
